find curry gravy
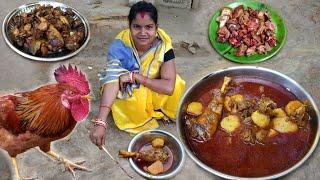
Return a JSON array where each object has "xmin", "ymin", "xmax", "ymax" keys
[{"xmin": 184, "ymin": 76, "xmax": 314, "ymax": 177}]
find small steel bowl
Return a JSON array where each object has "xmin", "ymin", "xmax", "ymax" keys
[
  {"xmin": 177, "ymin": 66, "xmax": 320, "ymax": 179},
  {"xmin": 128, "ymin": 129, "xmax": 186, "ymax": 179},
  {"xmin": 2, "ymin": 1, "xmax": 90, "ymax": 61}
]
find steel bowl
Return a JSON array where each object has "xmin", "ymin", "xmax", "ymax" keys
[
  {"xmin": 128, "ymin": 129, "xmax": 186, "ymax": 179},
  {"xmin": 2, "ymin": 1, "xmax": 90, "ymax": 61},
  {"xmin": 176, "ymin": 66, "xmax": 320, "ymax": 179}
]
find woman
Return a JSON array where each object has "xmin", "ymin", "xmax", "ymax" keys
[{"xmin": 90, "ymin": 1, "xmax": 185, "ymax": 148}]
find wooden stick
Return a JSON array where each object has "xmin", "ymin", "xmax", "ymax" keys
[{"xmin": 102, "ymin": 146, "xmax": 133, "ymax": 179}]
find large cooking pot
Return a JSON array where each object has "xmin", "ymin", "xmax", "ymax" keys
[{"xmin": 176, "ymin": 66, "xmax": 320, "ymax": 179}]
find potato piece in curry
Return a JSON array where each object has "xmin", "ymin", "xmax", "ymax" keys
[
  {"xmin": 251, "ymin": 110, "xmax": 270, "ymax": 128},
  {"xmin": 186, "ymin": 102, "xmax": 203, "ymax": 116},
  {"xmin": 272, "ymin": 117, "xmax": 298, "ymax": 133},
  {"xmin": 220, "ymin": 115, "xmax": 241, "ymax": 133}
]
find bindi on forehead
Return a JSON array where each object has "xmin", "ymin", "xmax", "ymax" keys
[{"xmin": 139, "ymin": 11, "xmax": 146, "ymax": 19}]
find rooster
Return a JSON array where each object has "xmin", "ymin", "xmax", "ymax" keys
[{"xmin": 0, "ymin": 65, "xmax": 91, "ymax": 179}]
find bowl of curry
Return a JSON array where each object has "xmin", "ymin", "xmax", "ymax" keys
[{"xmin": 177, "ymin": 66, "xmax": 319, "ymax": 179}]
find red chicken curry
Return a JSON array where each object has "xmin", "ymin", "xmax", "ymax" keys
[{"xmin": 184, "ymin": 76, "xmax": 314, "ymax": 177}]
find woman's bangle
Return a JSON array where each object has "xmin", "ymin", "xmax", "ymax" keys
[
  {"xmin": 132, "ymin": 72, "xmax": 136, "ymax": 83},
  {"xmin": 100, "ymin": 104, "xmax": 112, "ymax": 110},
  {"xmin": 91, "ymin": 118, "xmax": 108, "ymax": 129}
]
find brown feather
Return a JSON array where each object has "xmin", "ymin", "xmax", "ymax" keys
[{"xmin": 15, "ymin": 84, "xmax": 75, "ymax": 137}]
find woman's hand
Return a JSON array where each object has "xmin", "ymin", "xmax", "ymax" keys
[
  {"xmin": 119, "ymin": 73, "xmax": 131, "ymax": 92},
  {"xmin": 90, "ymin": 124, "xmax": 106, "ymax": 149}
]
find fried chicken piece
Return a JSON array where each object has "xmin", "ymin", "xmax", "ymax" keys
[
  {"xmin": 36, "ymin": 17, "xmax": 49, "ymax": 31},
  {"xmin": 47, "ymin": 25, "xmax": 64, "ymax": 52},
  {"xmin": 65, "ymin": 31, "xmax": 84, "ymax": 51}
]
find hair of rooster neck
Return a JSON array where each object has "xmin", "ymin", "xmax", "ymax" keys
[{"xmin": 15, "ymin": 83, "xmax": 88, "ymax": 137}]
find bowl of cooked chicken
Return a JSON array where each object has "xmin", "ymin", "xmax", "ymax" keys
[
  {"xmin": 2, "ymin": 1, "xmax": 90, "ymax": 61},
  {"xmin": 119, "ymin": 130, "xmax": 186, "ymax": 179},
  {"xmin": 177, "ymin": 66, "xmax": 320, "ymax": 179}
]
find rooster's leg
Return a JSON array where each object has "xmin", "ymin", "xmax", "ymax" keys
[
  {"xmin": 45, "ymin": 151, "xmax": 90, "ymax": 177},
  {"xmin": 62, "ymin": 133, "xmax": 72, "ymax": 141},
  {"xmin": 11, "ymin": 157, "xmax": 36, "ymax": 180}
]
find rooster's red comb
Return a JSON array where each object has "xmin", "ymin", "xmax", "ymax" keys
[{"xmin": 54, "ymin": 64, "xmax": 90, "ymax": 94}]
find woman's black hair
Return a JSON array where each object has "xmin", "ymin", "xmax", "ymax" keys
[{"xmin": 128, "ymin": 1, "xmax": 158, "ymax": 25}]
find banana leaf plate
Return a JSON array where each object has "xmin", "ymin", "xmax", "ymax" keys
[{"xmin": 208, "ymin": 0, "xmax": 286, "ymax": 63}]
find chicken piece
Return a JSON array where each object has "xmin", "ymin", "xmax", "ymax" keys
[
  {"xmin": 220, "ymin": 115, "xmax": 241, "ymax": 133},
  {"xmin": 40, "ymin": 41, "xmax": 49, "ymax": 56},
  {"xmin": 186, "ymin": 102, "xmax": 203, "ymax": 116},
  {"xmin": 23, "ymin": 23, "xmax": 32, "ymax": 36},
  {"xmin": 37, "ymin": 17, "xmax": 48, "ymax": 31},
  {"xmin": 266, "ymin": 35, "xmax": 277, "ymax": 47},
  {"xmin": 186, "ymin": 77, "xmax": 231, "ymax": 141},
  {"xmin": 147, "ymin": 160, "xmax": 164, "ymax": 175},
  {"xmin": 0, "ymin": 65, "xmax": 91, "ymax": 179},
  {"xmin": 251, "ymin": 110, "xmax": 270, "ymax": 128},
  {"xmin": 216, "ymin": 7, "xmax": 232, "ymax": 28},
  {"xmin": 29, "ymin": 38, "xmax": 45, "ymax": 55},
  {"xmin": 221, "ymin": 76, "xmax": 232, "ymax": 94},
  {"xmin": 224, "ymin": 94, "xmax": 244, "ymax": 112},
  {"xmin": 236, "ymin": 44, "xmax": 248, "ymax": 56},
  {"xmin": 59, "ymin": 16, "xmax": 70, "ymax": 27},
  {"xmin": 256, "ymin": 129, "xmax": 268, "ymax": 143},
  {"xmin": 10, "ymin": 27, "xmax": 20, "ymax": 40},
  {"xmin": 285, "ymin": 100, "xmax": 305, "ymax": 117},
  {"xmin": 152, "ymin": 138, "xmax": 165, "ymax": 148},
  {"xmin": 217, "ymin": 27, "xmax": 231, "ymax": 43},
  {"xmin": 232, "ymin": 5, "xmax": 244, "ymax": 18},
  {"xmin": 241, "ymin": 128, "xmax": 255, "ymax": 145},
  {"xmin": 46, "ymin": 24, "xmax": 64, "ymax": 52},
  {"xmin": 216, "ymin": 5, "xmax": 276, "ymax": 57},
  {"xmin": 246, "ymin": 46, "xmax": 257, "ymax": 56},
  {"xmin": 119, "ymin": 148, "xmax": 169, "ymax": 163},
  {"xmin": 256, "ymin": 45, "xmax": 267, "ymax": 54},
  {"xmin": 285, "ymin": 100, "xmax": 307, "ymax": 127},
  {"xmin": 65, "ymin": 31, "xmax": 84, "ymax": 51},
  {"xmin": 257, "ymin": 96, "xmax": 277, "ymax": 115}
]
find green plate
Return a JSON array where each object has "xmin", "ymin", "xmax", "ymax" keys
[{"xmin": 208, "ymin": 0, "xmax": 287, "ymax": 63}]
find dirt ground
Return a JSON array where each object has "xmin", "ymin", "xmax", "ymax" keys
[{"xmin": 0, "ymin": 0, "xmax": 320, "ymax": 179}]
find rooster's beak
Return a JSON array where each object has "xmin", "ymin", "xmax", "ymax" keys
[{"xmin": 82, "ymin": 95, "xmax": 94, "ymax": 100}]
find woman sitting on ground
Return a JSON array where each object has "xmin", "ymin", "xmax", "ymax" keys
[{"xmin": 90, "ymin": 1, "xmax": 185, "ymax": 148}]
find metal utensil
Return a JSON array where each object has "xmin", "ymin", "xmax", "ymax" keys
[
  {"xmin": 101, "ymin": 146, "xmax": 133, "ymax": 179},
  {"xmin": 2, "ymin": 1, "xmax": 90, "ymax": 61},
  {"xmin": 176, "ymin": 66, "xmax": 320, "ymax": 179}
]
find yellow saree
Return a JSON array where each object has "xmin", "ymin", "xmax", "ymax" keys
[{"xmin": 99, "ymin": 28, "xmax": 185, "ymax": 133}]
